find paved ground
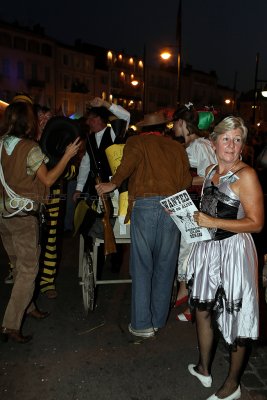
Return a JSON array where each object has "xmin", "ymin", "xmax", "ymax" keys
[{"xmin": 0, "ymin": 233, "xmax": 266, "ymax": 400}]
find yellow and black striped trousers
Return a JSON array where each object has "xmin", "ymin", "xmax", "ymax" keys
[{"xmin": 39, "ymin": 183, "xmax": 64, "ymax": 293}]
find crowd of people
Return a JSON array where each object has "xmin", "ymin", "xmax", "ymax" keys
[{"xmin": 0, "ymin": 93, "xmax": 266, "ymax": 400}]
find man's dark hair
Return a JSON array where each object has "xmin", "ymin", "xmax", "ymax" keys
[{"xmin": 86, "ymin": 106, "xmax": 111, "ymax": 124}]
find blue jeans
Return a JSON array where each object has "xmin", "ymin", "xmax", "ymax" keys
[{"xmin": 130, "ymin": 196, "xmax": 180, "ymax": 330}]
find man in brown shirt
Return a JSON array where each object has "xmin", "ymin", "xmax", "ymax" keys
[{"xmin": 96, "ymin": 112, "xmax": 192, "ymax": 338}]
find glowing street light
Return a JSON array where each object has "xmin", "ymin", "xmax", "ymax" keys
[
  {"xmin": 160, "ymin": 50, "xmax": 172, "ymax": 61},
  {"xmin": 131, "ymin": 80, "xmax": 139, "ymax": 86}
]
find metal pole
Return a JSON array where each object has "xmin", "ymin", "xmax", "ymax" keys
[
  {"xmin": 232, "ymin": 71, "xmax": 237, "ymax": 113},
  {"xmin": 253, "ymin": 52, "xmax": 259, "ymax": 125},
  {"xmin": 143, "ymin": 44, "xmax": 147, "ymax": 114},
  {"xmin": 176, "ymin": 0, "xmax": 182, "ymax": 106}
]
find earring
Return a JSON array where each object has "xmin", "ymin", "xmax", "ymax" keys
[{"xmin": 239, "ymin": 154, "xmax": 242, "ymax": 160}]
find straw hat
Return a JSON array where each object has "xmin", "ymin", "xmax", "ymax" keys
[
  {"xmin": 136, "ymin": 112, "xmax": 170, "ymax": 127},
  {"xmin": 11, "ymin": 93, "xmax": 33, "ymax": 104}
]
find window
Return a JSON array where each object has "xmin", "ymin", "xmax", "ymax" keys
[
  {"xmin": 0, "ymin": 32, "xmax": 12, "ymax": 47},
  {"xmin": 63, "ymin": 54, "xmax": 69, "ymax": 66},
  {"xmin": 85, "ymin": 59, "xmax": 92, "ymax": 71},
  {"xmin": 101, "ymin": 75, "xmax": 108, "ymax": 85},
  {"xmin": 74, "ymin": 56, "xmax": 80, "ymax": 69},
  {"xmin": 63, "ymin": 99, "xmax": 68, "ymax": 115},
  {"xmin": 44, "ymin": 66, "xmax": 50, "ymax": 83},
  {"xmin": 75, "ymin": 102, "xmax": 79, "ymax": 113},
  {"xmin": 28, "ymin": 40, "xmax": 40, "ymax": 54},
  {"xmin": 17, "ymin": 61, "xmax": 24, "ymax": 79},
  {"xmin": 2, "ymin": 59, "xmax": 10, "ymax": 77},
  {"xmin": 63, "ymin": 75, "xmax": 70, "ymax": 90},
  {"xmin": 14, "ymin": 36, "xmax": 26, "ymax": 50},
  {"xmin": 31, "ymin": 63, "xmax": 38, "ymax": 80},
  {"xmin": 42, "ymin": 43, "xmax": 52, "ymax": 57}
]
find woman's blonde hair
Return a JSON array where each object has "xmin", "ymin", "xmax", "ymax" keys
[{"xmin": 210, "ymin": 116, "xmax": 248, "ymax": 144}]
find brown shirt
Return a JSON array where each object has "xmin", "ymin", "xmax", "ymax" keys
[{"xmin": 111, "ymin": 134, "xmax": 192, "ymax": 222}]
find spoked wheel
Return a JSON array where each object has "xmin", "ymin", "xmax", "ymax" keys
[{"xmin": 81, "ymin": 249, "xmax": 95, "ymax": 315}]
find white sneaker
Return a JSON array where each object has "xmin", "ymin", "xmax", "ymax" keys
[{"xmin": 128, "ymin": 324, "xmax": 155, "ymax": 338}]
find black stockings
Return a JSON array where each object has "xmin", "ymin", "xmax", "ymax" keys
[
  {"xmin": 195, "ymin": 308, "xmax": 248, "ymax": 397},
  {"xmin": 195, "ymin": 308, "xmax": 215, "ymax": 375}
]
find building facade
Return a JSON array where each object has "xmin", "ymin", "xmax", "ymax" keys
[{"xmin": 0, "ymin": 20, "xmax": 234, "ymax": 121}]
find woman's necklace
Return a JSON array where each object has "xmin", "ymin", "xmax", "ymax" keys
[{"xmin": 216, "ymin": 159, "xmax": 240, "ymax": 176}]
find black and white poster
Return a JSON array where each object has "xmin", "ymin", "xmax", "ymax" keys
[{"xmin": 160, "ymin": 190, "xmax": 211, "ymax": 244}]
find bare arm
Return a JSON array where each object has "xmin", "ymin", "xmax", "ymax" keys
[
  {"xmin": 194, "ymin": 167, "xmax": 264, "ymax": 233},
  {"xmin": 36, "ymin": 137, "xmax": 81, "ymax": 187}
]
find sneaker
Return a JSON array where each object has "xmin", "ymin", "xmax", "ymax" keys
[
  {"xmin": 4, "ymin": 269, "xmax": 14, "ymax": 284},
  {"xmin": 128, "ymin": 323, "xmax": 155, "ymax": 338}
]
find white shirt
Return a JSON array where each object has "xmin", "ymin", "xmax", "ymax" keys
[
  {"xmin": 186, "ymin": 137, "xmax": 217, "ymax": 177},
  {"xmin": 76, "ymin": 103, "xmax": 130, "ymax": 192}
]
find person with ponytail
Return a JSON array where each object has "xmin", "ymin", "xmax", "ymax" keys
[{"xmin": 172, "ymin": 103, "xmax": 217, "ymax": 322}]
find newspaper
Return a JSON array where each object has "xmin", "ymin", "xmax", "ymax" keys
[{"xmin": 160, "ymin": 190, "xmax": 212, "ymax": 244}]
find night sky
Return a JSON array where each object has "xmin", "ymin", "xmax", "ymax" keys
[{"xmin": 1, "ymin": 0, "xmax": 267, "ymax": 94}]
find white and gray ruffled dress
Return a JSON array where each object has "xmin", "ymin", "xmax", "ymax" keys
[{"xmin": 187, "ymin": 166, "xmax": 259, "ymax": 345}]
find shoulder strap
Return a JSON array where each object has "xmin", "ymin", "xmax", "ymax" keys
[{"xmin": 229, "ymin": 166, "xmax": 248, "ymax": 178}]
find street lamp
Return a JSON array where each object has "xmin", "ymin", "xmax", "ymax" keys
[
  {"xmin": 159, "ymin": 1, "xmax": 182, "ymax": 106},
  {"xmin": 142, "ymin": 1, "xmax": 182, "ymax": 114},
  {"xmin": 159, "ymin": 45, "xmax": 180, "ymax": 106}
]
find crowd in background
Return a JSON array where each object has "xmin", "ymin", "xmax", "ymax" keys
[{"xmin": 0, "ymin": 94, "xmax": 266, "ymax": 400}]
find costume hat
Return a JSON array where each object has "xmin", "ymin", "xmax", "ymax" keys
[
  {"xmin": 11, "ymin": 93, "xmax": 33, "ymax": 104},
  {"xmin": 197, "ymin": 111, "xmax": 214, "ymax": 130},
  {"xmin": 136, "ymin": 112, "xmax": 170, "ymax": 127}
]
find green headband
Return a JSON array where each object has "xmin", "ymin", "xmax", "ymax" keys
[{"xmin": 198, "ymin": 111, "xmax": 214, "ymax": 130}]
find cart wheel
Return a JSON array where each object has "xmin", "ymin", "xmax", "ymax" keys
[{"xmin": 81, "ymin": 250, "xmax": 95, "ymax": 314}]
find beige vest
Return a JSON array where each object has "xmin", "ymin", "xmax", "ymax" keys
[{"xmin": 0, "ymin": 139, "xmax": 49, "ymax": 214}]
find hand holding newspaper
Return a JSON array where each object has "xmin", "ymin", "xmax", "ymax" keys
[{"xmin": 160, "ymin": 190, "xmax": 211, "ymax": 244}]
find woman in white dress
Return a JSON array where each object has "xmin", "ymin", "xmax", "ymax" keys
[{"xmin": 187, "ymin": 116, "xmax": 264, "ymax": 400}]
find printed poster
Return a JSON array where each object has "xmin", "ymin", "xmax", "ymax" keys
[{"xmin": 160, "ymin": 190, "xmax": 211, "ymax": 244}]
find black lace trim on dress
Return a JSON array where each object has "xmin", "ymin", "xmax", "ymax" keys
[
  {"xmin": 187, "ymin": 277, "xmax": 242, "ymax": 316},
  {"xmin": 187, "ymin": 277, "xmax": 256, "ymax": 350}
]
